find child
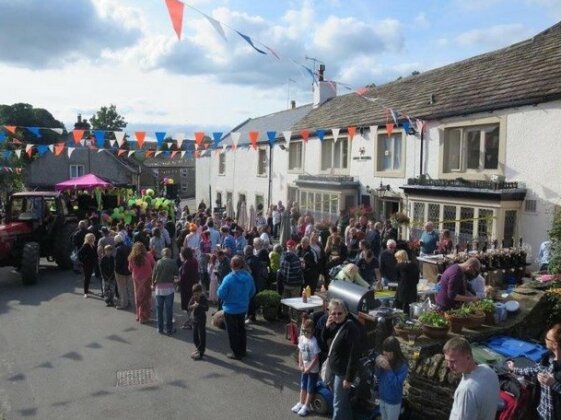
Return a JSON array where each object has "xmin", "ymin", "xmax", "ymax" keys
[
  {"xmin": 188, "ymin": 284, "xmax": 209, "ymax": 360},
  {"xmin": 292, "ymin": 318, "xmax": 320, "ymax": 416},
  {"xmin": 100, "ymin": 244, "xmax": 116, "ymax": 306},
  {"xmin": 375, "ymin": 336, "xmax": 408, "ymax": 420},
  {"xmin": 269, "ymin": 244, "xmax": 282, "ymax": 292}
]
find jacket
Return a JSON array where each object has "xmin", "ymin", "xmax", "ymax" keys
[
  {"xmin": 396, "ymin": 261, "xmax": 420, "ymax": 305},
  {"xmin": 279, "ymin": 251, "xmax": 303, "ymax": 287},
  {"xmin": 379, "ymin": 250, "xmax": 397, "ymax": 282},
  {"xmin": 115, "ymin": 243, "xmax": 132, "ymax": 275},
  {"xmin": 217, "ymin": 269, "xmax": 256, "ymax": 315},
  {"xmin": 152, "ymin": 256, "xmax": 179, "ymax": 285},
  {"xmin": 322, "ymin": 318, "xmax": 360, "ymax": 382}
]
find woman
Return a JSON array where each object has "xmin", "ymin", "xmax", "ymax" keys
[
  {"xmin": 375, "ymin": 337, "xmax": 408, "ymax": 420},
  {"xmin": 207, "ymin": 253, "xmax": 219, "ymax": 304},
  {"xmin": 355, "ymin": 240, "xmax": 378, "ymax": 286},
  {"xmin": 198, "ymin": 230, "xmax": 212, "ymax": 292},
  {"xmin": 507, "ymin": 323, "xmax": 561, "ymax": 419},
  {"xmin": 179, "ymin": 247, "xmax": 199, "ymax": 329},
  {"xmin": 128, "ymin": 242, "xmax": 155, "ymax": 323},
  {"xmin": 298, "ymin": 236, "xmax": 320, "ymax": 294},
  {"xmin": 183, "ymin": 223, "xmax": 200, "ymax": 256},
  {"xmin": 78, "ymin": 233, "xmax": 98, "ymax": 298},
  {"xmin": 324, "ymin": 235, "xmax": 348, "ymax": 289},
  {"xmin": 151, "ymin": 248, "xmax": 178, "ymax": 335},
  {"xmin": 335, "ymin": 263, "xmax": 370, "ymax": 288},
  {"xmin": 436, "ymin": 229, "xmax": 453, "ymax": 255},
  {"xmin": 149, "ymin": 227, "xmax": 165, "ymax": 260},
  {"xmin": 394, "ymin": 249, "xmax": 420, "ymax": 314},
  {"xmin": 322, "ymin": 299, "xmax": 360, "ymax": 420}
]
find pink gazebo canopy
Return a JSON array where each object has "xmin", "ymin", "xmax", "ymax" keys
[{"xmin": 55, "ymin": 173, "xmax": 112, "ymax": 191}]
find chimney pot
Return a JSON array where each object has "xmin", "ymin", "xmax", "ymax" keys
[{"xmin": 291, "ymin": 100, "xmax": 296, "ymax": 109}]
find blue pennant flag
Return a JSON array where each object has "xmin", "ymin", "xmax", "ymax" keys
[
  {"xmin": 155, "ymin": 132, "xmax": 166, "ymax": 149},
  {"xmin": 212, "ymin": 132, "xmax": 223, "ymax": 149},
  {"xmin": 94, "ymin": 130, "xmax": 105, "ymax": 148},
  {"xmin": 316, "ymin": 129, "xmax": 326, "ymax": 142},
  {"xmin": 0, "ymin": 132, "xmax": 6, "ymax": 143},
  {"xmin": 236, "ymin": 31, "xmax": 267, "ymax": 54},
  {"xmin": 267, "ymin": 131, "xmax": 276, "ymax": 146},
  {"xmin": 401, "ymin": 120, "xmax": 410, "ymax": 134},
  {"xmin": 3, "ymin": 150, "xmax": 12, "ymax": 161},
  {"xmin": 37, "ymin": 145, "xmax": 49, "ymax": 156},
  {"xmin": 162, "ymin": 151, "xmax": 171, "ymax": 159},
  {"xmin": 28, "ymin": 127, "xmax": 42, "ymax": 138}
]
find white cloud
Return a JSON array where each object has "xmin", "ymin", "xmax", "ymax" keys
[
  {"xmin": 455, "ymin": 24, "xmax": 533, "ymax": 49},
  {"xmin": 414, "ymin": 12, "xmax": 430, "ymax": 28}
]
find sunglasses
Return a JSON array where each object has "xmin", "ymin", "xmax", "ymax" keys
[{"xmin": 330, "ymin": 312, "xmax": 343, "ymax": 316}]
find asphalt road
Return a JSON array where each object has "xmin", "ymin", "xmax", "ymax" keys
[{"xmin": 0, "ymin": 260, "xmax": 324, "ymax": 420}]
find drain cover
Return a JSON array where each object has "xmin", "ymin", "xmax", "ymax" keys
[{"xmin": 116, "ymin": 368, "xmax": 157, "ymax": 387}]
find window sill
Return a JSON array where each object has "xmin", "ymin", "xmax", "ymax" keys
[
  {"xmin": 374, "ymin": 170, "xmax": 405, "ymax": 178},
  {"xmin": 438, "ymin": 171, "xmax": 503, "ymax": 181}
]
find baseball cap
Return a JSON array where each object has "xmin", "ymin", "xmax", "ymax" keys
[{"xmin": 286, "ymin": 239, "xmax": 297, "ymax": 247}]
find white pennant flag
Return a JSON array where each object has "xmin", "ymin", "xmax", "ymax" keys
[
  {"xmin": 50, "ymin": 128, "xmax": 64, "ymax": 135},
  {"xmin": 81, "ymin": 139, "xmax": 87, "ymax": 147},
  {"xmin": 231, "ymin": 132, "xmax": 240, "ymax": 147},
  {"xmin": 282, "ymin": 130, "xmax": 292, "ymax": 145},
  {"xmin": 155, "ymin": 151, "xmax": 162, "ymax": 157},
  {"xmin": 109, "ymin": 140, "xmax": 116, "ymax": 147},
  {"xmin": 222, "ymin": 145, "xmax": 227, "ymax": 153},
  {"xmin": 15, "ymin": 149, "xmax": 22, "ymax": 159},
  {"xmin": 180, "ymin": 151, "xmax": 186, "ymax": 159},
  {"xmin": 67, "ymin": 147, "xmax": 75, "ymax": 158},
  {"xmin": 128, "ymin": 151, "xmax": 135, "ymax": 157},
  {"xmin": 331, "ymin": 128, "xmax": 340, "ymax": 143},
  {"xmin": 97, "ymin": 148, "xmax": 105, "ymax": 153},
  {"xmin": 114, "ymin": 131, "xmax": 126, "ymax": 147},
  {"xmin": 369, "ymin": 125, "xmax": 378, "ymax": 141},
  {"xmin": 48, "ymin": 144, "xmax": 54, "ymax": 153},
  {"xmin": 176, "ymin": 138, "xmax": 184, "ymax": 150},
  {"xmin": 166, "ymin": 142, "xmax": 173, "ymax": 149},
  {"xmin": 203, "ymin": 13, "xmax": 227, "ymax": 42}
]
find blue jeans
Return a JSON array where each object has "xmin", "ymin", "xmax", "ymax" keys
[
  {"xmin": 332, "ymin": 374, "xmax": 351, "ymax": 420},
  {"xmin": 155, "ymin": 293, "xmax": 174, "ymax": 333},
  {"xmin": 379, "ymin": 400, "xmax": 401, "ymax": 420}
]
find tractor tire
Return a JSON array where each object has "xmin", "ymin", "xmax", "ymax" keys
[
  {"xmin": 54, "ymin": 223, "xmax": 77, "ymax": 269},
  {"xmin": 21, "ymin": 242, "xmax": 40, "ymax": 285}
]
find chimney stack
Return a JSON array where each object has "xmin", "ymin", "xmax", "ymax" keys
[
  {"xmin": 313, "ymin": 64, "xmax": 336, "ymax": 108},
  {"xmin": 291, "ymin": 100, "xmax": 296, "ymax": 109}
]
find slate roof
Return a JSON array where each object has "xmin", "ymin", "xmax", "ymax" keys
[
  {"xmin": 293, "ymin": 21, "xmax": 561, "ymax": 131},
  {"xmin": 221, "ymin": 104, "xmax": 313, "ymax": 146}
]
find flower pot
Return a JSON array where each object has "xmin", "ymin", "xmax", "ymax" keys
[
  {"xmin": 421, "ymin": 324, "xmax": 449, "ymax": 339},
  {"xmin": 262, "ymin": 306, "xmax": 279, "ymax": 322},
  {"xmin": 484, "ymin": 311, "xmax": 495, "ymax": 325},
  {"xmin": 463, "ymin": 312, "xmax": 486, "ymax": 329},
  {"xmin": 444, "ymin": 313, "xmax": 466, "ymax": 334},
  {"xmin": 394, "ymin": 326, "xmax": 421, "ymax": 341}
]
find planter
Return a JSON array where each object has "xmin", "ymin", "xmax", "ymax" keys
[
  {"xmin": 262, "ymin": 306, "xmax": 279, "ymax": 322},
  {"xmin": 463, "ymin": 312, "xmax": 486, "ymax": 329},
  {"xmin": 444, "ymin": 314, "xmax": 465, "ymax": 334},
  {"xmin": 394, "ymin": 326, "xmax": 422, "ymax": 340},
  {"xmin": 421, "ymin": 324, "xmax": 449, "ymax": 339},
  {"xmin": 484, "ymin": 311, "xmax": 495, "ymax": 325}
]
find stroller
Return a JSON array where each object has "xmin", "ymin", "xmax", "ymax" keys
[{"xmin": 312, "ymin": 349, "xmax": 381, "ymax": 418}]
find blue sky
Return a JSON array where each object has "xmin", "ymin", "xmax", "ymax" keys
[{"xmin": 0, "ymin": 0, "xmax": 559, "ymax": 136}]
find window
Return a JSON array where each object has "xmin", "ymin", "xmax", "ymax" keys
[
  {"xmin": 255, "ymin": 194, "xmax": 264, "ymax": 210},
  {"xmin": 321, "ymin": 138, "xmax": 349, "ymax": 172},
  {"xmin": 478, "ymin": 209, "xmax": 493, "ymax": 242},
  {"xmin": 524, "ymin": 200, "xmax": 537, "ymax": 213},
  {"xmin": 459, "ymin": 207, "xmax": 475, "ymax": 246},
  {"xmin": 443, "ymin": 124, "xmax": 499, "ymax": 173},
  {"xmin": 296, "ymin": 189, "xmax": 341, "ymax": 223},
  {"xmin": 216, "ymin": 192, "xmax": 223, "ymax": 207},
  {"xmin": 257, "ymin": 149, "xmax": 267, "ymax": 176},
  {"xmin": 70, "ymin": 164, "xmax": 84, "ymax": 178},
  {"xmin": 226, "ymin": 192, "xmax": 233, "ymax": 204},
  {"xmin": 238, "ymin": 193, "xmax": 246, "ymax": 205},
  {"xmin": 218, "ymin": 154, "xmax": 226, "ymax": 175},
  {"xmin": 376, "ymin": 132, "xmax": 403, "ymax": 173},
  {"xmin": 288, "ymin": 141, "xmax": 303, "ymax": 171},
  {"xmin": 503, "ymin": 210, "xmax": 517, "ymax": 247}
]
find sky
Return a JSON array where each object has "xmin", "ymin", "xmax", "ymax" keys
[{"xmin": 0, "ymin": 0, "xmax": 559, "ymax": 136}]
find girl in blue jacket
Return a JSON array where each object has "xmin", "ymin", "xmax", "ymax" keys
[{"xmin": 375, "ymin": 337, "xmax": 408, "ymax": 420}]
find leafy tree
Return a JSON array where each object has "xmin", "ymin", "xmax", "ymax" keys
[
  {"xmin": 90, "ymin": 104, "xmax": 127, "ymax": 131},
  {"xmin": 0, "ymin": 103, "xmax": 64, "ymax": 145}
]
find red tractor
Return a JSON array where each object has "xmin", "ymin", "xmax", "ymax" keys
[{"xmin": 0, "ymin": 191, "xmax": 78, "ymax": 284}]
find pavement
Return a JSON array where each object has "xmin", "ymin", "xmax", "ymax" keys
[{"xmin": 0, "ymin": 260, "xmax": 325, "ymax": 420}]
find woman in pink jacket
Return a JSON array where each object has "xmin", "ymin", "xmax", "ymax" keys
[{"xmin": 128, "ymin": 242, "xmax": 155, "ymax": 323}]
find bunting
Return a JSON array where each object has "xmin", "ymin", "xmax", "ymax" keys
[
  {"xmin": 165, "ymin": 0, "xmax": 185, "ymax": 40},
  {"xmin": 331, "ymin": 128, "xmax": 340, "ymax": 143},
  {"xmin": 236, "ymin": 31, "xmax": 267, "ymax": 55},
  {"xmin": 249, "ymin": 131, "xmax": 259, "ymax": 149}
]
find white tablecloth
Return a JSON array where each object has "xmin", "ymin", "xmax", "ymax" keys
[{"xmin": 281, "ymin": 295, "xmax": 324, "ymax": 311}]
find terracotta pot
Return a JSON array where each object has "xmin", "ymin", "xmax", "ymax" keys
[
  {"xmin": 421, "ymin": 324, "xmax": 449, "ymax": 339},
  {"xmin": 484, "ymin": 311, "xmax": 495, "ymax": 325},
  {"xmin": 463, "ymin": 312, "xmax": 486, "ymax": 329},
  {"xmin": 444, "ymin": 314, "xmax": 465, "ymax": 334},
  {"xmin": 394, "ymin": 326, "xmax": 421, "ymax": 340}
]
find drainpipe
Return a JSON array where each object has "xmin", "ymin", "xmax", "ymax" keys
[
  {"xmin": 419, "ymin": 129, "xmax": 424, "ymax": 178},
  {"xmin": 267, "ymin": 143, "xmax": 272, "ymax": 208}
]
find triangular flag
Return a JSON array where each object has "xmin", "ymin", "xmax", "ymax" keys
[
  {"xmin": 114, "ymin": 131, "xmax": 126, "ymax": 147},
  {"xmin": 135, "ymin": 131, "xmax": 146, "ymax": 148},
  {"xmin": 231, "ymin": 132, "xmax": 240, "ymax": 148},
  {"xmin": 26, "ymin": 144, "xmax": 34, "ymax": 158},
  {"xmin": 155, "ymin": 150, "xmax": 163, "ymax": 157},
  {"xmin": 263, "ymin": 45, "xmax": 281, "ymax": 60},
  {"xmin": 282, "ymin": 130, "xmax": 291, "ymax": 145},
  {"xmin": 145, "ymin": 150, "xmax": 154, "ymax": 158},
  {"xmin": 128, "ymin": 151, "xmax": 135, "ymax": 157},
  {"xmin": 4, "ymin": 126, "xmax": 16, "ymax": 134},
  {"xmin": 266, "ymin": 131, "xmax": 276, "ymax": 146},
  {"xmin": 176, "ymin": 138, "xmax": 184, "ymax": 149},
  {"xmin": 331, "ymin": 128, "xmax": 340, "ymax": 143},
  {"xmin": 180, "ymin": 151, "xmax": 186, "ymax": 159},
  {"xmin": 72, "ymin": 129, "xmax": 84, "ymax": 144},
  {"xmin": 28, "ymin": 127, "xmax": 42, "ymax": 138},
  {"xmin": 316, "ymin": 129, "xmax": 326, "ymax": 142},
  {"xmin": 369, "ymin": 125, "xmax": 378, "ymax": 141},
  {"xmin": 347, "ymin": 127, "xmax": 356, "ymax": 141},
  {"xmin": 171, "ymin": 150, "xmax": 178, "ymax": 159},
  {"xmin": 97, "ymin": 148, "xmax": 105, "ymax": 153},
  {"xmin": 302, "ymin": 65, "xmax": 316, "ymax": 82},
  {"xmin": 194, "ymin": 132, "xmax": 205, "ymax": 145},
  {"xmin": 203, "ymin": 13, "xmax": 227, "ymax": 42},
  {"xmin": 155, "ymin": 131, "xmax": 166, "ymax": 149},
  {"xmin": 249, "ymin": 131, "xmax": 259, "ymax": 149},
  {"xmin": 390, "ymin": 109, "xmax": 399, "ymax": 125},
  {"xmin": 48, "ymin": 144, "xmax": 54, "ymax": 153},
  {"xmin": 93, "ymin": 130, "xmax": 105, "ymax": 148},
  {"xmin": 50, "ymin": 128, "xmax": 64, "ymax": 135},
  {"xmin": 0, "ymin": 132, "xmax": 6, "ymax": 143},
  {"xmin": 356, "ymin": 86, "xmax": 369, "ymax": 96},
  {"xmin": 386, "ymin": 123, "xmax": 395, "ymax": 137},
  {"xmin": 236, "ymin": 31, "xmax": 267, "ymax": 54},
  {"xmin": 2, "ymin": 151, "xmax": 12, "ymax": 160},
  {"xmin": 166, "ymin": 141, "xmax": 173, "ymax": 149},
  {"xmin": 109, "ymin": 140, "xmax": 116, "ymax": 148},
  {"xmin": 54, "ymin": 143, "xmax": 65, "ymax": 156},
  {"xmin": 212, "ymin": 132, "xmax": 222, "ymax": 149},
  {"xmin": 402, "ymin": 120, "xmax": 411, "ymax": 135},
  {"xmin": 15, "ymin": 149, "xmax": 22, "ymax": 159},
  {"xmin": 165, "ymin": 0, "xmax": 184, "ymax": 40},
  {"xmin": 416, "ymin": 119, "xmax": 426, "ymax": 133},
  {"xmin": 300, "ymin": 129, "xmax": 309, "ymax": 142},
  {"xmin": 117, "ymin": 149, "xmax": 127, "ymax": 157}
]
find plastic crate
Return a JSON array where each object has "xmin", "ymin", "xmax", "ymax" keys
[{"xmin": 484, "ymin": 336, "xmax": 548, "ymax": 363}]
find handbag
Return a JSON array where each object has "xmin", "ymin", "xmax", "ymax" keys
[{"xmin": 320, "ymin": 324, "xmax": 344, "ymax": 385}]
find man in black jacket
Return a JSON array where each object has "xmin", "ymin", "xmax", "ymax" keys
[
  {"xmin": 279, "ymin": 239, "xmax": 303, "ymax": 298},
  {"xmin": 114, "ymin": 235, "xmax": 133, "ymax": 310}
]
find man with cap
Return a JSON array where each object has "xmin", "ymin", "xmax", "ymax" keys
[{"xmin": 279, "ymin": 239, "xmax": 304, "ymax": 298}]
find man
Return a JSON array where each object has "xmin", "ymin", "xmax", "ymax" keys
[
  {"xmin": 233, "ymin": 226, "xmax": 247, "ymax": 256},
  {"xmin": 381, "ymin": 220, "xmax": 397, "ymax": 249},
  {"xmin": 279, "ymin": 239, "xmax": 304, "ymax": 298},
  {"xmin": 206, "ymin": 219, "xmax": 221, "ymax": 251},
  {"xmin": 420, "ymin": 221, "xmax": 439, "ymax": 255},
  {"xmin": 435, "ymin": 257, "xmax": 480, "ymax": 311},
  {"xmin": 217, "ymin": 255, "xmax": 256, "ymax": 360},
  {"xmin": 220, "ymin": 226, "xmax": 236, "ymax": 256},
  {"xmin": 444, "ymin": 337, "xmax": 500, "ymax": 420},
  {"xmin": 365, "ymin": 221, "xmax": 382, "ymax": 259},
  {"xmin": 244, "ymin": 245, "xmax": 268, "ymax": 324},
  {"xmin": 114, "ymin": 235, "xmax": 133, "ymax": 310},
  {"xmin": 379, "ymin": 239, "xmax": 397, "ymax": 289},
  {"xmin": 155, "ymin": 220, "xmax": 171, "ymax": 248}
]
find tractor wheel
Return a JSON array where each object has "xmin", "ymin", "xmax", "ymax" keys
[
  {"xmin": 21, "ymin": 242, "xmax": 40, "ymax": 285},
  {"xmin": 54, "ymin": 223, "xmax": 77, "ymax": 269}
]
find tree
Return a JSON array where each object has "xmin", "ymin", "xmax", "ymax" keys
[
  {"xmin": 89, "ymin": 104, "xmax": 127, "ymax": 131},
  {"xmin": 0, "ymin": 103, "xmax": 64, "ymax": 145}
]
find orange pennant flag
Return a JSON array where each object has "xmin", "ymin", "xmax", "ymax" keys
[
  {"xmin": 386, "ymin": 123, "xmax": 395, "ymax": 137},
  {"xmin": 249, "ymin": 131, "xmax": 259, "ymax": 149},
  {"xmin": 54, "ymin": 143, "xmax": 65, "ymax": 156},
  {"xmin": 117, "ymin": 149, "xmax": 127, "ymax": 157},
  {"xmin": 27, "ymin": 147, "xmax": 33, "ymax": 158},
  {"xmin": 300, "ymin": 129, "xmax": 309, "ymax": 142},
  {"xmin": 135, "ymin": 131, "xmax": 146, "ymax": 148},
  {"xmin": 165, "ymin": 0, "xmax": 185, "ymax": 40},
  {"xmin": 72, "ymin": 130, "xmax": 84, "ymax": 144},
  {"xmin": 145, "ymin": 149, "xmax": 154, "ymax": 158},
  {"xmin": 347, "ymin": 126, "xmax": 356, "ymax": 141},
  {"xmin": 4, "ymin": 125, "xmax": 16, "ymax": 134},
  {"xmin": 194, "ymin": 131, "xmax": 205, "ymax": 145}
]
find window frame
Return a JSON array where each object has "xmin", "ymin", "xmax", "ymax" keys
[
  {"xmin": 218, "ymin": 153, "xmax": 226, "ymax": 176},
  {"xmin": 374, "ymin": 130, "xmax": 406, "ymax": 178},
  {"xmin": 288, "ymin": 140, "xmax": 304, "ymax": 172},
  {"xmin": 257, "ymin": 148, "xmax": 268, "ymax": 177},
  {"xmin": 320, "ymin": 137, "xmax": 350, "ymax": 174},
  {"xmin": 69, "ymin": 164, "xmax": 85, "ymax": 179}
]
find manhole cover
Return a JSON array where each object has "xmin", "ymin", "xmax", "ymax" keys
[{"xmin": 116, "ymin": 368, "xmax": 157, "ymax": 387}]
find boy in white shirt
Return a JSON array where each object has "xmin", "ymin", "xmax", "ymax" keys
[{"xmin": 292, "ymin": 318, "xmax": 321, "ymax": 417}]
